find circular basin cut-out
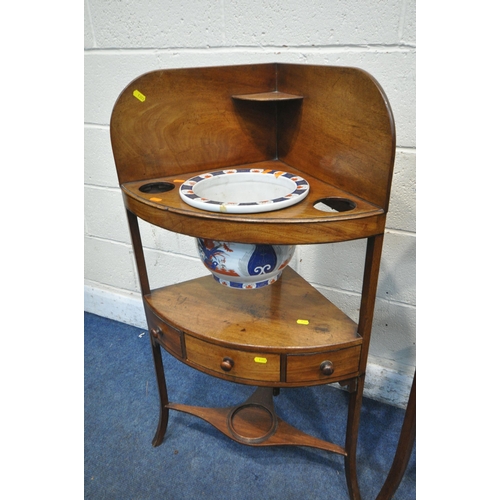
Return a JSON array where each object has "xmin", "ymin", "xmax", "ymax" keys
[
  {"xmin": 313, "ymin": 197, "xmax": 356, "ymax": 213},
  {"xmin": 139, "ymin": 182, "xmax": 175, "ymax": 194},
  {"xmin": 179, "ymin": 168, "xmax": 309, "ymax": 214}
]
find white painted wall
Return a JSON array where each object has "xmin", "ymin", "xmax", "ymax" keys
[{"xmin": 84, "ymin": 0, "xmax": 416, "ymax": 407}]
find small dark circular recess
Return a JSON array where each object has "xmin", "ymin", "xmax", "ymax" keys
[
  {"xmin": 314, "ymin": 197, "xmax": 356, "ymax": 213},
  {"xmin": 139, "ymin": 182, "xmax": 175, "ymax": 194}
]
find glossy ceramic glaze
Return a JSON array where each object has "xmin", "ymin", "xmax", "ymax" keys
[
  {"xmin": 179, "ymin": 168, "xmax": 309, "ymax": 214},
  {"xmin": 197, "ymin": 238, "xmax": 295, "ymax": 288}
]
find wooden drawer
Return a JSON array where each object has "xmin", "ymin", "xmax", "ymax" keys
[
  {"xmin": 185, "ymin": 335, "xmax": 280, "ymax": 382},
  {"xmin": 286, "ymin": 346, "xmax": 361, "ymax": 383},
  {"xmin": 146, "ymin": 310, "xmax": 183, "ymax": 359}
]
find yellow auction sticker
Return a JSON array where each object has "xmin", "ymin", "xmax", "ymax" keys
[
  {"xmin": 254, "ymin": 357, "xmax": 268, "ymax": 364},
  {"xmin": 133, "ymin": 89, "xmax": 146, "ymax": 102},
  {"xmin": 297, "ymin": 319, "xmax": 310, "ymax": 325}
]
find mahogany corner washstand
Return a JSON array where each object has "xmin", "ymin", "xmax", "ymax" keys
[{"xmin": 110, "ymin": 63, "xmax": 396, "ymax": 500}]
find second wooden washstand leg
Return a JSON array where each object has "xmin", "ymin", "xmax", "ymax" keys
[
  {"xmin": 344, "ymin": 377, "xmax": 364, "ymax": 500},
  {"xmin": 125, "ymin": 209, "xmax": 171, "ymax": 446},
  {"xmin": 344, "ymin": 233, "xmax": 385, "ymax": 500},
  {"xmin": 149, "ymin": 333, "xmax": 170, "ymax": 447}
]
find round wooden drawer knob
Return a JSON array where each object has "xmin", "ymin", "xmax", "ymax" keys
[
  {"xmin": 220, "ymin": 357, "xmax": 235, "ymax": 372},
  {"xmin": 151, "ymin": 327, "xmax": 161, "ymax": 338},
  {"xmin": 320, "ymin": 360, "xmax": 334, "ymax": 376}
]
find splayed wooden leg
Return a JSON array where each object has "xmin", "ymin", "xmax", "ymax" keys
[
  {"xmin": 344, "ymin": 377, "xmax": 363, "ymax": 500},
  {"xmin": 376, "ymin": 372, "xmax": 416, "ymax": 500},
  {"xmin": 150, "ymin": 335, "xmax": 169, "ymax": 447}
]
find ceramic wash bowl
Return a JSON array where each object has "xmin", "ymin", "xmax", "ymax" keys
[
  {"xmin": 180, "ymin": 168, "xmax": 308, "ymax": 288},
  {"xmin": 179, "ymin": 168, "xmax": 309, "ymax": 214},
  {"xmin": 197, "ymin": 239, "xmax": 295, "ymax": 289}
]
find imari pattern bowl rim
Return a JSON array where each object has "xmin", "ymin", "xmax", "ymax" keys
[{"xmin": 179, "ymin": 168, "xmax": 309, "ymax": 214}]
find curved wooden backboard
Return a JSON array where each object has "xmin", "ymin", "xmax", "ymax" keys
[
  {"xmin": 277, "ymin": 64, "xmax": 395, "ymax": 210},
  {"xmin": 110, "ymin": 64, "xmax": 277, "ymax": 184},
  {"xmin": 111, "ymin": 63, "xmax": 395, "ymax": 211}
]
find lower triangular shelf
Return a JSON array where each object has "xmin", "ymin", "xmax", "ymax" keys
[{"xmin": 147, "ymin": 266, "xmax": 360, "ymax": 353}]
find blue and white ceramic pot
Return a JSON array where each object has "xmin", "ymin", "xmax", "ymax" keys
[{"xmin": 197, "ymin": 238, "xmax": 295, "ymax": 289}]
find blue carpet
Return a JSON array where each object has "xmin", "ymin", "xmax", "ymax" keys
[{"xmin": 84, "ymin": 312, "xmax": 415, "ymax": 499}]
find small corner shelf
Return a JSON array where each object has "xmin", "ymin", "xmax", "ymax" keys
[
  {"xmin": 232, "ymin": 91, "xmax": 304, "ymax": 101},
  {"xmin": 110, "ymin": 63, "xmax": 396, "ymax": 500}
]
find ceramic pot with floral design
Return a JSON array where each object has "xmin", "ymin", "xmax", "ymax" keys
[{"xmin": 197, "ymin": 238, "xmax": 295, "ymax": 289}]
